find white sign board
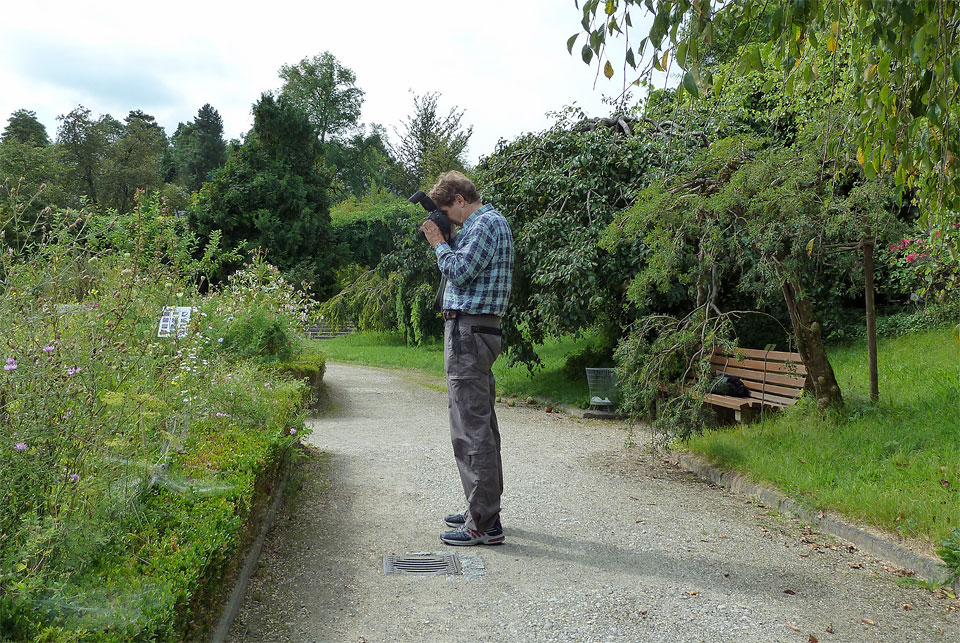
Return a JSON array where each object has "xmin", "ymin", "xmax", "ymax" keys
[{"xmin": 157, "ymin": 306, "xmax": 195, "ymax": 338}]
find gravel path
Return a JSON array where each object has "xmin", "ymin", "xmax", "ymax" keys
[{"xmin": 227, "ymin": 363, "xmax": 959, "ymax": 642}]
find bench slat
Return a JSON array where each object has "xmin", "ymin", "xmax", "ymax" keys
[
  {"xmin": 703, "ymin": 393, "xmax": 757, "ymax": 409},
  {"xmin": 712, "ymin": 364, "xmax": 806, "ymax": 390},
  {"xmin": 718, "ymin": 347, "xmax": 804, "ymax": 362},
  {"xmin": 710, "ymin": 354, "xmax": 807, "ymax": 376},
  {"xmin": 747, "ymin": 390, "xmax": 800, "ymax": 407},
  {"xmin": 707, "ymin": 367, "xmax": 804, "ymax": 398}
]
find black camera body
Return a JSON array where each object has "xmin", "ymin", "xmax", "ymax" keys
[{"xmin": 409, "ymin": 190, "xmax": 453, "ymax": 243}]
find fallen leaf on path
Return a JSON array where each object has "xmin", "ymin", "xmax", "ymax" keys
[
  {"xmin": 817, "ymin": 510, "xmax": 824, "ymax": 519},
  {"xmin": 686, "ymin": 590, "xmax": 700, "ymax": 596},
  {"xmin": 825, "ymin": 624, "xmax": 835, "ymax": 633},
  {"xmin": 787, "ymin": 623, "xmax": 801, "ymax": 632},
  {"xmin": 848, "ymin": 562, "xmax": 864, "ymax": 569},
  {"xmin": 808, "ymin": 636, "xmax": 819, "ymax": 643},
  {"xmin": 783, "ymin": 589, "xmax": 796, "ymax": 595},
  {"xmin": 861, "ymin": 618, "xmax": 877, "ymax": 626},
  {"xmin": 903, "ymin": 603, "xmax": 912, "ymax": 610}
]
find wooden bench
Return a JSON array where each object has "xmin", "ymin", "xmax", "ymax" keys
[{"xmin": 697, "ymin": 347, "xmax": 807, "ymax": 422}]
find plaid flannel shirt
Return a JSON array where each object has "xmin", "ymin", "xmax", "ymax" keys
[{"xmin": 434, "ymin": 204, "xmax": 513, "ymax": 316}]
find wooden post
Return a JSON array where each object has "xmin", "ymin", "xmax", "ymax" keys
[{"xmin": 863, "ymin": 233, "xmax": 879, "ymax": 403}]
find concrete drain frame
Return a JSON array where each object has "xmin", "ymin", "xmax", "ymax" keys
[{"xmin": 383, "ymin": 553, "xmax": 462, "ymax": 576}]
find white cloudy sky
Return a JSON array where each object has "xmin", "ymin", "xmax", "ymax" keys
[{"xmin": 0, "ymin": 0, "xmax": 658, "ymax": 164}]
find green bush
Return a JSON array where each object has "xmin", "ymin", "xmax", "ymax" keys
[{"xmin": 0, "ymin": 194, "xmax": 322, "ymax": 641}]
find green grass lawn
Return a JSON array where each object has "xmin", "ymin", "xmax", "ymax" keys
[
  {"xmin": 315, "ymin": 331, "xmax": 593, "ymax": 406},
  {"xmin": 685, "ymin": 328, "xmax": 960, "ymax": 547}
]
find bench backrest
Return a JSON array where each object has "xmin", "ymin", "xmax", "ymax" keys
[{"xmin": 711, "ymin": 347, "xmax": 806, "ymax": 407}]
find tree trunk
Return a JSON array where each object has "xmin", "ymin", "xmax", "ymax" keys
[
  {"xmin": 863, "ymin": 234, "xmax": 879, "ymax": 403},
  {"xmin": 777, "ymin": 267, "xmax": 843, "ymax": 409}
]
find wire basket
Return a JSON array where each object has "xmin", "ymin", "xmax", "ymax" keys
[{"xmin": 585, "ymin": 368, "xmax": 618, "ymax": 409}]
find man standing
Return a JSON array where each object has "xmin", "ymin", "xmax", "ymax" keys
[{"xmin": 420, "ymin": 171, "xmax": 514, "ymax": 546}]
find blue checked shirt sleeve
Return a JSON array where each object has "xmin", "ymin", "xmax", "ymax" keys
[{"xmin": 434, "ymin": 223, "xmax": 497, "ymax": 288}]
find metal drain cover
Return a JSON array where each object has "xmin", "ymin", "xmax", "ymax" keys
[{"xmin": 383, "ymin": 553, "xmax": 462, "ymax": 575}]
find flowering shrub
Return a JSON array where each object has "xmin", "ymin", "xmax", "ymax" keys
[
  {"xmin": 883, "ymin": 227, "xmax": 960, "ymax": 302},
  {"xmin": 0, "ymin": 193, "xmax": 321, "ymax": 641}
]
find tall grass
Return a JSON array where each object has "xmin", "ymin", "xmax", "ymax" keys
[{"xmin": 685, "ymin": 328, "xmax": 960, "ymax": 545}]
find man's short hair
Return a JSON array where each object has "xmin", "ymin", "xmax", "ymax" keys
[{"xmin": 429, "ymin": 171, "xmax": 480, "ymax": 207}]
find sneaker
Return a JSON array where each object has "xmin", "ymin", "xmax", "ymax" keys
[
  {"xmin": 440, "ymin": 521, "xmax": 505, "ymax": 546},
  {"xmin": 444, "ymin": 511, "xmax": 467, "ymax": 528}
]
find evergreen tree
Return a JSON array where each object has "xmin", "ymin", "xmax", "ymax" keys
[
  {"xmin": 2, "ymin": 109, "xmax": 49, "ymax": 147},
  {"xmin": 192, "ymin": 93, "xmax": 337, "ymax": 297},
  {"xmin": 167, "ymin": 104, "xmax": 227, "ymax": 191}
]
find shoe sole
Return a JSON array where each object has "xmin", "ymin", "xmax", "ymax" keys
[{"xmin": 440, "ymin": 535, "xmax": 505, "ymax": 546}]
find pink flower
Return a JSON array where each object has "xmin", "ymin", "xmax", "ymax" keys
[
  {"xmin": 289, "ymin": 428, "xmax": 297, "ymax": 436},
  {"xmin": 905, "ymin": 253, "xmax": 918, "ymax": 263},
  {"xmin": 888, "ymin": 243, "xmax": 897, "ymax": 252},
  {"xmin": 42, "ymin": 345, "xmax": 55, "ymax": 353}
]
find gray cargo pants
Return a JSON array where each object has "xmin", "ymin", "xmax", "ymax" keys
[{"xmin": 443, "ymin": 312, "xmax": 503, "ymax": 533}]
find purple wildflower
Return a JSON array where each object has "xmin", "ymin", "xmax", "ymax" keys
[
  {"xmin": 289, "ymin": 428, "xmax": 297, "ymax": 436},
  {"xmin": 14, "ymin": 442, "xmax": 27, "ymax": 451},
  {"xmin": 69, "ymin": 473, "xmax": 79, "ymax": 482},
  {"xmin": 66, "ymin": 366, "xmax": 81, "ymax": 376},
  {"xmin": 4, "ymin": 358, "xmax": 16, "ymax": 371},
  {"xmin": 42, "ymin": 345, "xmax": 55, "ymax": 353}
]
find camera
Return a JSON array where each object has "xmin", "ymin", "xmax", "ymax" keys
[{"xmin": 409, "ymin": 190, "xmax": 453, "ymax": 243}]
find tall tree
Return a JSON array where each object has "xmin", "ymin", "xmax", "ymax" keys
[
  {"xmin": 192, "ymin": 93, "xmax": 337, "ymax": 297},
  {"xmin": 2, "ymin": 109, "xmax": 49, "ymax": 147},
  {"xmin": 167, "ymin": 103, "xmax": 227, "ymax": 191},
  {"xmin": 56, "ymin": 106, "xmax": 111, "ymax": 206},
  {"xmin": 279, "ymin": 52, "xmax": 364, "ymax": 144},
  {"xmin": 389, "ymin": 92, "xmax": 472, "ymax": 195},
  {"xmin": 100, "ymin": 110, "xmax": 168, "ymax": 213}
]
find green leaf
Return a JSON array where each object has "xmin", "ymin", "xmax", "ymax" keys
[
  {"xmin": 742, "ymin": 44, "xmax": 763, "ymax": 73},
  {"xmin": 567, "ymin": 34, "xmax": 580, "ymax": 55},
  {"xmin": 604, "ymin": 60, "xmax": 614, "ymax": 79},
  {"xmin": 581, "ymin": 44, "xmax": 595, "ymax": 65},
  {"xmin": 712, "ymin": 72, "xmax": 726, "ymax": 96},
  {"xmin": 879, "ymin": 53, "xmax": 892, "ymax": 81},
  {"xmin": 682, "ymin": 71, "xmax": 700, "ymax": 97},
  {"xmin": 953, "ymin": 57, "xmax": 960, "ymax": 84},
  {"xmin": 677, "ymin": 41, "xmax": 689, "ymax": 69},
  {"xmin": 626, "ymin": 48, "xmax": 636, "ymax": 69},
  {"xmin": 605, "ymin": 0, "xmax": 615, "ymax": 15}
]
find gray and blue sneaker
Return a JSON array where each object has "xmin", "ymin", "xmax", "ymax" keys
[
  {"xmin": 440, "ymin": 520, "xmax": 505, "ymax": 546},
  {"xmin": 444, "ymin": 511, "xmax": 467, "ymax": 528}
]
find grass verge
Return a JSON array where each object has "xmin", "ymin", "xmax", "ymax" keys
[
  {"xmin": 683, "ymin": 328, "xmax": 959, "ymax": 550},
  {"xmin": 316, "ymin": 331, "xmax": 594, "ymax": 406}
]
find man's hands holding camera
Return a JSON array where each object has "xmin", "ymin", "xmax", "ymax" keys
[{"xmin": 420, "ymin": 219, "xmax": 444, "ymax": 247}]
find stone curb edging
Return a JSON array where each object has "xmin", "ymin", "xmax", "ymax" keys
[
  {"xmin": 210, "ymin": 450, "xmax": 293, "ymax": 643},
  {"xmin": 670, "ymin": 450, "xmax": 959, "ymax": 593}
]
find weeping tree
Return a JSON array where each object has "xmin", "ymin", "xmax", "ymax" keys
[{"xmin": 602, "ymin": 132, "xmax": 904, "ymax": 422}]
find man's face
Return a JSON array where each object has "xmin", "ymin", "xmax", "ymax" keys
[{"xmin": 443, "ymin": 194, "xmax": 469, "ymax": 225}]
